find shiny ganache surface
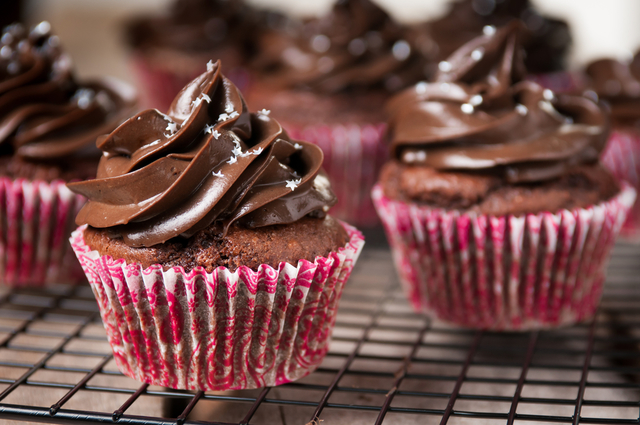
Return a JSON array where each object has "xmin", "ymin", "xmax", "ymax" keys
[
  {"xmin": 253, "ymin": 0, "xmax": 426, "ymax": 93},
  {"xmin": 413, "ymin": 0, "xmax": 571, "ymax": 76},
  {"xmin": 386, "ymin": 23, "xmax": 608, "ymax": 184},
  {"xmin": 0, "ymin": 22, "xmax": 136, "ymax": 161},
  {"xmin": 586, "ymin": 52, "xmax": 640, "ymax": 128},
  {"xmin": 69, "ymin": 61, "xmax": 336, "ymax": 247}
]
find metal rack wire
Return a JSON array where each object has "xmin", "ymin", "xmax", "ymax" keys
[{"xmin": 0, "ymin": 234, "xmax": 638, "ymax": 425}]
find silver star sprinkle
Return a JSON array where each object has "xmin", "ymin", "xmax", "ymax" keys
[
  {"xmin": 229, "ymin": 111, "xmax": 239, "ymax": 119},
  {"xmin": 204, "ymin": 124, "xmax": 214, "ymax": 134},
  {"xmin": 192, "ymin": 97, "xmax": 203, "ymax": 108},
  {"xmin": 543, "ymin": 89, "xmax": 555, "ymax": 101},
  {"xmin": 285, "ymin": 178, "xmax": 302, "ymax": 191},
  {"xmin": 166, "ymin": 122, "xmax": 178, "ymax": 134},
  {"xmin": 212, "ymin": 170, "xmax": 224, "ymax": 177},
  {"xmin": 294, "ymin": 143, "xmax": 303, "ymax": 150},
  {"xmin": 471, "ymin": 48, "xmax": 484, "ymax": 61},
  {"xmin": 227, "ymin": 156, "xmax": 237, "ymax": 165},
  {"xmin": 252, "ymin": 147, "xmax": 263, "ymax": 155},
  {"xmin": 201, "ymin": 94, "xmax": 211, "ymax": 103},
  {"xmin": 218, "ymin": 113, "xmax": 229, "ymax": 122},
  {"xmin": 225, "ymin": 104, "xmax": 234, "ymax": 113},
  {"xmin": 516, "ymin": 104, "xmax": 528, "ymax": 116},
  {"xmin": 483, "ymin": 25, "xmax": 496, "ymax": 36},
  {"xmin": 469, "ymin": 94, "xmax": 483, "ymax": 106},
  {"xmin": 438, "ymin": 61, "xmax": 452, "ymax": 72},
  {"xmin": 232, "ymin": 145, "xmax": 243, "ymax": 156},
  {"xmin": 207, "ymin": 60, "xmax": 215, "ymax": 71},
  {"xmin": 460, "ymin": 103, "xmax": 474, "ymax": 114},
  {"xmin": 258, "ymin": 109, "xmax": 271, "ymax": 116},
  {"xmin": 212, "ymin": 129, "xmax": 221, "ymax": 139}
]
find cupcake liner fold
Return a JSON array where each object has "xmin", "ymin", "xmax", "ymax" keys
[
  {"xmin": 288, "ymin": 122, "xmax": 387, "ymax": 228},
  {"xmin": 70, "ymin": 222, "xmax": 364, "ymax": 391},
  {"xmin": 372, "ymin": 183, "xmax": 636, "ymax": 330},
  {"xmin": 601, "ymin": 130, "xmax": 640, "ymax": 240},
  {"xmin": 0, "ymin": 177, "xmax": 85, "ymax": 287}
]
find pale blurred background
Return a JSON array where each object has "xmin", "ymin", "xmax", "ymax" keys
[{"xmin": 22, "ymin": 0, "xmax": 640, "ymax": 83}]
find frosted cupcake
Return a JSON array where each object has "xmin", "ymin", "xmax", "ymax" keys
[
  {"xmin": 68, "ymin": 61, "xmax": 363, "ymax": 390},
  {"xmin": 585, "ymin": 54, "xmax": 640, "ymax": 239},
  {"xmin": 0, "ymin": 22, "xmax": 136, "ymax": 286},
  {"xmin": 247, "ymin": 0, "xmax": 429, "ymax": 227},
  {"xmin": 373, "ymin": 23, "xmax": 635, "ymax": 330}
]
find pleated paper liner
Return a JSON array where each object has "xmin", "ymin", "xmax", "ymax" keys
[
  {"xmin": 287, "ymin": 122, "xmax": 387, "ymax": 228},
  {"xmin": 70, "ymin": 222, "xmax": 364, "ymax": 391},
  {"xmin": 602, "ymin": 130, "xmax": 640, "ymax": 240},
  {"xmin": 372, "ymin": 183, "xmax": 636, "ymax": 330},
  {"xmin": 0, "ymin": 177, "xmax": 86, "ymax": 287}
]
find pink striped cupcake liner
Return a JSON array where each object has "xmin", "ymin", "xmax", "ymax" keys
[
  {"xmin": 0, "ymin": 177, "xmax": 86, "ymax": 287},
  {"xmin": 70, "ymin": 222, "xmax": 364, "ymax": 391},
  {"xmin": 287, "ymin": 123, "xmax": 388, "ymax": 228},
  {"xmin": 130, "ymin": 54, "xmax": 251, "ymax": 111},
  {"xmin": 372, "ymin": 183, "xmax": 636, "ymax": 330},
  {"xmin": 601, "ymin": 130, "xmax": 640, "ymax": 240}
]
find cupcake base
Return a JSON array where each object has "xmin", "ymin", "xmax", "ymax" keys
[
  {"xmin": 372, "ymin": 183, "xmax": 636, "ymax": 330},
  {"xmin": 70, "ymin": 221, "xmax": 364, "ymax": 391}
]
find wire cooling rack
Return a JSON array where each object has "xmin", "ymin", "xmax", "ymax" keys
[{"xmin": 0, "ymin": 231, "xmax": 639, "ymax": 425}]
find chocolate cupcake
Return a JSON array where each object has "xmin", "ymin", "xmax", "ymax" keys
[
  {"xmin": 586, "ymin": 54, "xmax": 640, "ymax": 239},
  {"xmin": 372, "ymin": 23, "xmax": 635, "ymax": 330},
  {"xmin": 247, "ymin": 0, "xmax": 429, "ymax": 227},
  {"xmin": 68, "ymin": 61, "xmax": 364, "ymax": 390},
  {"xmin": 125, "ymin": 0, "xmax": 274, "ymax": 110},
  {"xmin": 0, "ymin": 22, "xmax": 136, "ymax": 286}
]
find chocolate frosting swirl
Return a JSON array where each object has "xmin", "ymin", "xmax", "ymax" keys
[
  {"xmin": 387, "ymin": 23, "xmax": 608, "ymax": 184},
  {"xmin": 253, "ymin": 0, "xmax": 427, "ymax": 93},
  {"xmin": 585, "ymin": 53, "xmax": 640, "ymax": 128},
  {"xmin": 68, "ymin": 61, "xmax": 337, "ymax": 247},
  {"xmin": 413, "ymin": 0, "xmax": 571, "ymax": 76},
  {"xmin": 0, "ymin": 22, "xmax": 136, "ymax": 161}
]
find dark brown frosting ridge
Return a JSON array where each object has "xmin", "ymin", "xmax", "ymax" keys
[
  {"xmin": 585, "ymin": 53, "xmax": 640, "ymax": 128},
  {"xmin": 0, "ymin": 22, "xmax": 136, "ymax": 161},
  {"xmin": 68, "ymin": 61, "xmax": 337, "ymax": 247},
  {"xmin": 386, "ymin": 23, "xmax": 608, "ymax": 184},
  {"xmin": 253, "ymin": 0, "xmax": 427, "ymax": 93}
]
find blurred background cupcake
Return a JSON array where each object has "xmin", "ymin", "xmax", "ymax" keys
[
  {"xmin": 372, "ymin": 23, "xmax": 635, "ymax": 330},
  {"xmin": 584, "ymin": 53, "xmax": 640, "ymax": 240},
  {"xmin": 0, "ymin": 21, "xmax": 136, "ymax": 287}
]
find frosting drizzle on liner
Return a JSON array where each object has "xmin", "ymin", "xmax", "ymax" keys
[
  {"xmin": 386, "ymin": 22, "xmax": 609, "ymax": 184},
  {"xmin": 69, "ymin": 61, "xmax": 336, "ymax": 247}
]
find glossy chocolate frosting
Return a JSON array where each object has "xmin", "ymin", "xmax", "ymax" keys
[
  {"xmin": 0, "ymin": 22, "xmax": 136, "ymax": 161},
  {"xmin": 253, "ymin": 0, "xmax": 427, "ymax": 93},
  {"xmin": 585, "ymin": 53, "xmax": 640, "ymax": 127},
  {"xmin": 126, "ymin": 0, "xmax": 258, "ymax": 57},
  {"xmin": 69, "ymin": 61, "xmax": 337, "ymax": 247},
  {"xmin": 413, "ymin": 0, "xmax": 571, "ymax": 76},
  {"xmin": 387, "ymin": 23, "xmax": 608, "ymax": 184}
]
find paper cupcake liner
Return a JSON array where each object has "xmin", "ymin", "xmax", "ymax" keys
[
  {"xmin": 130, "ymin": 54, "xmax": 251, "ymax": 111},
  {"xmin": 527, "ymin": 71, "xmax": 583, "ymax": 94},
  {"xmin": 372, "ymin": 183, "xmax": 636, "ymax": 330},
  {"xmin": 70, "ymin": 222, "xmax": 364, "ymax": 391},
  {"xmin": 287, "ymin": 122, "xmax": 387, "ymax": 227},
  {"xmin": 602, "ymin": 130, "xmax": 640, "ymax": 240},
  {"xmin": 0, "ymin": 178, "xmax": 86, "ymax": 287}
]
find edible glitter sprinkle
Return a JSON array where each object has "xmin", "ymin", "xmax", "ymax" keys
[
  {"xmin": 483, "ymin": 25, "xmax": 496, "ymax": 36},
  {"xmin": 469, "ymin": 94, "xmax": 483, "ymax": 106},
  {"xmin": 516, "ymin": 104, "xmax": 528, "ymax": 116},
  {"xmin": 461, "ymin": 103, "xmax": 474, "ymax": 114},
  {"xmin": 285, "ymin": 178, "xmax": 302, "ymax": 191},
  {"xmin": 438, "ymin": 61, "xmax": 452, "ymax": 72},
  {"xmin": 471, "ymin": 48, "xmax": 484, "ymax": 61}
]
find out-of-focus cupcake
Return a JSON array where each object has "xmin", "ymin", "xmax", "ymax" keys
[
  {"xmin": 372, "ymin": 23, "xmax": 635, "ymax": 330},
  {"xmin": 68, "ymin": 61, "xmax": 364, "ymax": 391},
  {"xmin": 247, "ymin": 0, "xmax": 429, "ymax": 227},
  {"xmin": 585, "ymin": 54, "xmax": 640, "ymax": 239},
  {"xmin": 412, "ymin": 0, "xmax": 576, "ymax": 92},
  {"xmin": 125, "ymin": 0, "xmax": 274, "ymax": 110},
  {"xmin": 0, "ymin": 22, "xmax": 136, "ymax": 286}
]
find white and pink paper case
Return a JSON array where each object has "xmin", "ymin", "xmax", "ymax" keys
[
  {"xmin": 70, "ymin": 222, "xmax": 364, "ymax": 391},
  {"xmin": 0, "ymin": 177, "xmax": 85, "ymax": 287},
  {"xmin": 372, "ymin": 183, "xmax": 636, "ymax": 330}
]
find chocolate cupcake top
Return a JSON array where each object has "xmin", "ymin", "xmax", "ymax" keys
[
  {"xmin": 585, "ymin": 52, "xmax": 640, "ymax": 128},
  {"xmin": 68, "ymin": 61, "xmax": 337, "ymax": 247},
  {"xmin": 253, "ymin": 0, "xmax": 427, "ymax": 93},
  {"xmin": 126, "ymin": 0, "xmax": 258, "ymax": 56},
  {"xmin": 414, "ymin": 0, "xmax": 571, "ymax": 75},
  {"xmin": 0, "ymin": 22, "xmax": 136, "ymax": 162},
  {"xmin": 387, "ymin": 23, "xmax": 608, "ymax": 184}
]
